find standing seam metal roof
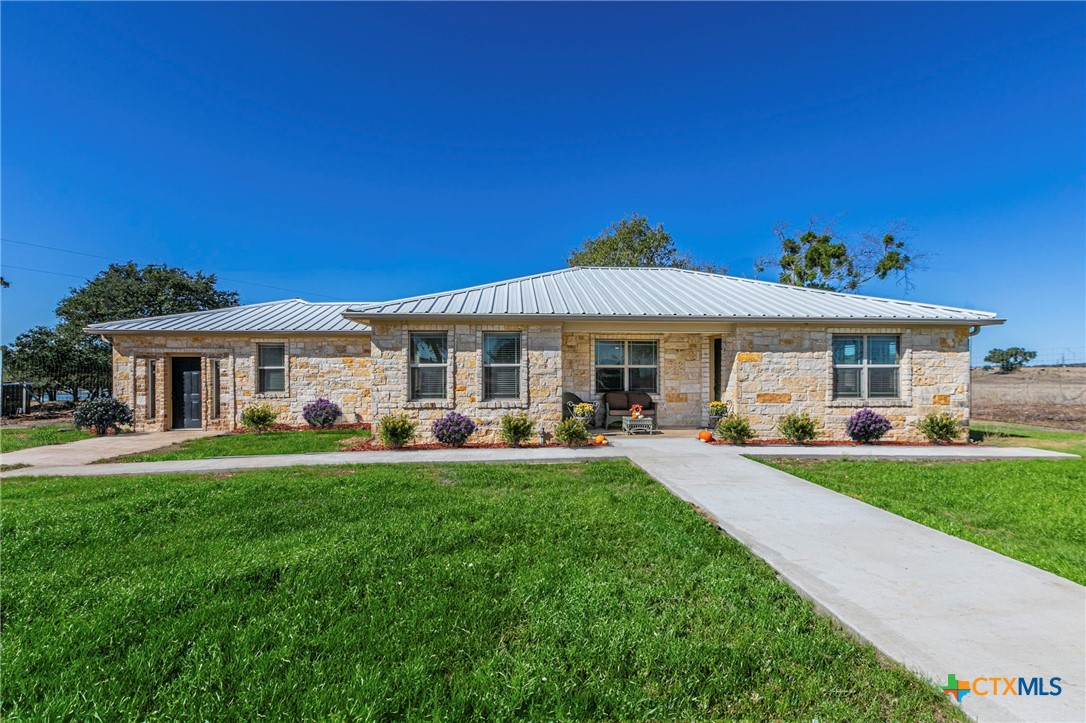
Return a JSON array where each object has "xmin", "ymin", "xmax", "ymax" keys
[
  {"xmin": 85, "ymin": 299, "xmax": 372, "ymax": 333},
  {"xmin": 345, "ymin": 267, "xmax": 1002, "ymax": 323}
]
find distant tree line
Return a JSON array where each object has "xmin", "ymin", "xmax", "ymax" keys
[{"xmin": 2, "ymin": 263, "xmax": 238, "ymax": 404}]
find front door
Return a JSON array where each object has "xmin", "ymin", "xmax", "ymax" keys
[
  {"xmin": 711, "ymin": 338, "xmax": 722, "ymax": 401},
  {"xmin": 171, "ymin": 357, "xmax": 202, "ymax": 429}
]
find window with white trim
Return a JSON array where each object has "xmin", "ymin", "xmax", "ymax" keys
[
  {"xmin": 594, "ymin": 340, "xmax": 658, "ymax": 393},
  {"xmin": 257, "ymin": 343, "xmax": 286, "ymax": 393},
  {"xmin": 483, "ymin": 332, "xmax": 521, "ymax": 400},
  {"xmin": 832, "ymin": 335, "xmax": 900, "ymax": 399},
  {"xmin": 410, "ymin": 332, "xmax": 448, "ymax": 400}
]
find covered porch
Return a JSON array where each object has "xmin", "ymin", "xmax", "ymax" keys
[{"xmin": 559, "ymin": 323, "xmax": 730, "ymax": 431}]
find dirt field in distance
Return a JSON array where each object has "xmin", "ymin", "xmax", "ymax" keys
[{"xmin": 972, "ymin": 366, "xmax": 1086, "ymax": 430}]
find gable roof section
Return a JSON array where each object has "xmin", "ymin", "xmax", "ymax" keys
[
  {"xmin": 345, "ymin": 267, "xmax": 1002, "ymax": 325},
  {"xmin": 85, "ymin": 299, "xmax": 371, "ymax": 334}
]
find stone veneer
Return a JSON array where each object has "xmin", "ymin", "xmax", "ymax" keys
[
  {"xmin": 109, "ymin": 334, "xmax": 371, "ymax": 432},
  {"xmin": 368, "ymin": 322, "xmax": 563, "ymax": 441},
  {"xmin": 723, "ymin": 325, "xmax": 972, "ymax": 441},
  {"xmin": 561, "ymin": 331, "xmax": 709, "ymax": 427},
  {"xmin": 107, "ymin": 323, "xmax": 972, "ymax": 442}
]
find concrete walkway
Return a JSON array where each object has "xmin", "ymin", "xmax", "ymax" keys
[
  {"xmin": 0, "ymin": 438, "xmax": 1072, "ymax": 479},
  {"xmin": 1, "ymin": 429, "xmax": 215, "ymax": 468},
  {"xmin": 0, "ymin": 444, "xmax": 626, "ymax": 478},
  {"xmin": 618, "ymin": 438, "xmax": 1084, "ymax": 723},
  {"xmin": 739, "ymin": 443, "xmax": 1080, "ymax": 460}
]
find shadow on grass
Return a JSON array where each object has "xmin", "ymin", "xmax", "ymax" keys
[{"xmin": 969, "ymin": 429, "xmax": 1029, "ymax": 443}]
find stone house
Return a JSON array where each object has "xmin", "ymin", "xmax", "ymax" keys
[{"xmin": 87, "ymin": 267, "xmax": 1002, "ymax": 441}]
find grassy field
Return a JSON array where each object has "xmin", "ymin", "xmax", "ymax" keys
[
  {"xmin": 112, "ymin": 428, "xmax": 370, "ymax": 462},
  {"xmin": 765, "ymin": 455, "xmax": 1085, "ymax": 585},
  {"xmin": 972, "ymin": 365, "xmax": 1085, "ymax": 430},
  {"xmin": 0, "ymin": 424, "xmax": 92, "ymax": 453},
  {"xmin": 971, "ymin": 420, "xmax": 1086, "ymax": 458},
  {"xmin": 1, "ymin": 461, "xmax": 959, "ymax": 720}
]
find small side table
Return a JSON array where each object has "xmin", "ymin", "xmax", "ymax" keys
[{"xmin": 622, "ymin": 416, "xmax": 655, "ymax": 435}]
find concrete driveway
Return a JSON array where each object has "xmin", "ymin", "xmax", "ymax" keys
[
  {"xmin": 1, "ymin": 429, "xmax": 215, "ymax": 468},
  {"xmin": 617, "ymin": 437, "xmax": 1084, "ymax": 723}
]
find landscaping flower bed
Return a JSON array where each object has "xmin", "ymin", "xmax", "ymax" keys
[
  {"xmin": 340, "ymin": 437, "xmax": 609, "ymax": 452},
  {"xmin": 707, "ymin": 438, "xmax": 967, "ymax": 447},
  {"xmin": 232, "ymin": 422, "xmax": 371, "ymax": 434}
]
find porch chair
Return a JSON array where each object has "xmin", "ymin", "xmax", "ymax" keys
[{"xmin": 602, "ymin": 391, "xmax": 657, "ymax": 429}]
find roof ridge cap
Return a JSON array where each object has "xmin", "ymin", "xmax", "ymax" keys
[{"xmin": 347, "ymin": 268, "xmax": 582, "ymax": 310}]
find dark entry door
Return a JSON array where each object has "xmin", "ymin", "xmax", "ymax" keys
[
  {"xmin": 712, "ymin": 338, "xmax": 723, "ymax": 401},
  {"xmin": 171, "ymin": 357, "xmax": 202, "ymax": 429}
]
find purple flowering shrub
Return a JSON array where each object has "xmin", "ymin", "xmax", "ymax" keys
[
  {"xmin": 845, "ymin": 408, "xmax": 892, "ymax": 444},
  {"xmin": 302, "ymin": 398, "xmax": 342, "ymax": 428},
  {"xmin": 431, "ymin": 411, "xmax": 477, "ymax": 447}
]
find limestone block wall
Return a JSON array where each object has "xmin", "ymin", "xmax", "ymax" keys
[
  {"xmin": 561, "ymin": 331, "xmax": 710, "ymax": 427},
  {"xmin": 368, "ymin": 322, "xmax": 563, "ymax": 441},
  {"xmin": 109, "ymin": 334, "xmax": 371, "ymax": 432},
  {"xmin": 724, "ymin": 325, "xmax": 971, "ymax": 441}
]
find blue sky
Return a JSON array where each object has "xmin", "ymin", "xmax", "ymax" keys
[{"xmin": 3, "ymin": 2, "xmax": 1083, "ymax": 363}]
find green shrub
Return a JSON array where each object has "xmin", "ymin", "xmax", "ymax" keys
[
  {"xmin": 73, "ymin": 397, "xmax": 133, "ymax": 435},
  {"xmin": 499, "ymin": 413, "xmax": 535, "ymax": 447},
  {"xmin": 553, "ymin": 417, "xmax": 589, "ymax": 446},
  {"xmin": 917, "ymin": 412, "xmax": 961, "ymax": 444},
  {"xmin": 778, "ymin": 412, "xmax": 819, "ymax": 444},
  {"xmin": 377, "ymin": 412, "xmax": 418, "ymax": 448},
  {"xmin": 716, "ymin": 414, "xmax": 756, "ymax": 444},
  {"xmin": 240, "ymin": 404, "xmax": 278, "ymax": 433}
]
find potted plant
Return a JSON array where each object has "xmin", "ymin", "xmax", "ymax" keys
[
  {"xmin": 571, "ymin": 402, "xmax": 595, "ymax": 421},
  {"xmin": 707, "ymin": 400, "xmax": 729, "ymax": 426}
]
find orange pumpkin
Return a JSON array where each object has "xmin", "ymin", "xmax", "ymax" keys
[
  {"xmin": 594, "ymin": 434, "xmax": 607, "ymax": 445},
  {"xmin": 698, "ymin": 429, "xmax": 713, "ymax": 442}
]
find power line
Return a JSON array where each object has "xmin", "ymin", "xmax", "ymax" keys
[
  {"xmin": 0, "ymin": 264, "xmax": 92, "ymax": 281},
  {"xmin": 2, "ymin": 239, "xmax": 117, "ymax": 263},
  {"xmin": 0, "ymin": 237, "xmax": 347, "ymax": 300}
]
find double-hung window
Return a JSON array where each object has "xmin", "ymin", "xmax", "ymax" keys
[
  {"xmin": 257, "ymin": 343, "xmax": 286, "ymax": 393},
  {"xmin": 483, "ymin": 332, "xmax": 521, "ymax": 400},
  {"xmin": 594, "ymin": 340, "xmax": 658, "ymax": 393},
  {"xmin": 410, "ymin": 332, "xmax": 448, "ymax": 400},
  {"xmin": 832, "ymin": 335, "xmax": 900, "ymax": 399}
]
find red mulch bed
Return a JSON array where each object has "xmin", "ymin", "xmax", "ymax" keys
[
  {"xmin": 229, "ymin": 422, "xmax": 372, "ymax": 434},
  {"xmin": 707, "ymin": 438, "xmax": 967, "ymax": 447},
  {"xmin": 341, "ymin": 439, "xmax": 607, "ymax": 452}
]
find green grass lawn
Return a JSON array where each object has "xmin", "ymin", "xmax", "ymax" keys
[
  {"xmin": 971, "ymin": 420, "xmax": 1086, "ymax": 458},
  {"xmin": 764, "ymin": 457, "xmax": 1085, "ymax": 585},
  {"xmin": 1, "ymin": 461, "xmax": 959, "ymax": 720},
  {"xmin": 113, "ymin": 428, "xmax": 370, "ymax": 462},
  {"xmin": 0, "ymin": 424, "xmax": 92, "ymax": 453}
]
